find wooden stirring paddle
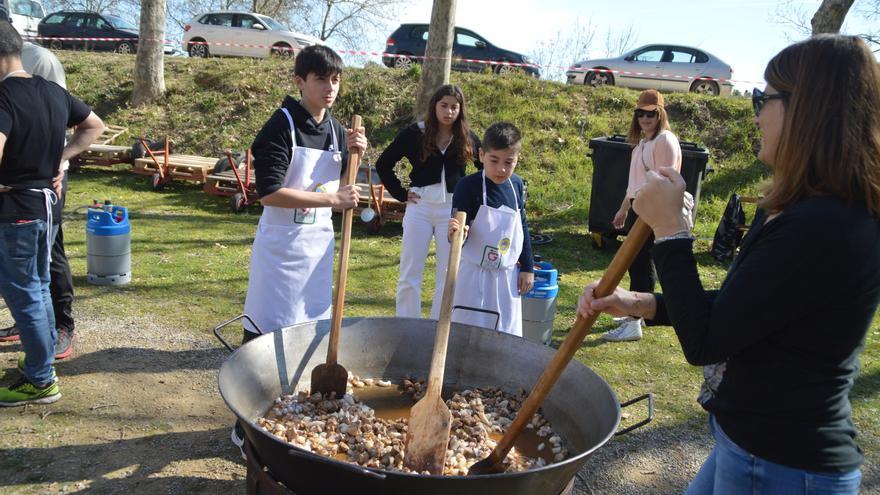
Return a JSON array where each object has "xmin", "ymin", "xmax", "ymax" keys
[
  {"xmin": 403, "ymin": 210, "xmax": 468, "ymax": 475},
  {"xmin": 310, "ymin": 115, "xmax": 363, "ymax": 398},
  {"xmin": 468, "ymin": 218, "xmax": 653, "ymax": 475}
]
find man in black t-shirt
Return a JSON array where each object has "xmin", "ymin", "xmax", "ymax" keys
[{"xmin": 0, "ymin": 21, "xmax": 104, "ymax": 406}]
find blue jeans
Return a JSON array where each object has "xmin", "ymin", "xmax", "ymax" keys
[
  {"xmin": 0, "ymin": 219, "xmax": 56, "ymax": 386},
  {"xmin": 686, "ymin": 415, "xmax": 861, "ymax": 495}
]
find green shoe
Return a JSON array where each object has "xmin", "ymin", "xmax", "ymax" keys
[
  {"xmin": 17, "ymin": 354, "xmax": 57, "ymax": 381},
  {"xmin": 0, "ymin": 377, "xmax": 61, "ymax": 406}
]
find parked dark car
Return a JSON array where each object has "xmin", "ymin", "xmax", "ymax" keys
[
  {"xmin": 382, "ymin": 23, "xmax": 539, "ymax": 78},
  {"xmin": 38, "ymin": 11, "xmax": 174, "ymax": 54}
]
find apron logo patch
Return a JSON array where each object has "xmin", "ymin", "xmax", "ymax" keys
[
  {"xmin": 498, "ymin": 237, "xmax": 511, "ymax": 254},
  {"xmin": 480, "ymin": 245, "xmax": 502, "ymax": 270}
]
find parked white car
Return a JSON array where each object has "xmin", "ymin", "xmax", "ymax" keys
[
  {"xmin": 1, "ymin": 0, "xmax": 45, "ymax": 38},
  {"xmin": 183, "ymin": 11, "xmax": 321, "ymax": 58},
  {"xmin": 566, "ymin": 44, "xmax": 734, "ymax": 96}
]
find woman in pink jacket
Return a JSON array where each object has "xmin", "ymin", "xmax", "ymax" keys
[{"xmin": 605, "ymin": 89, "xmax": 682, "ymax": 342}]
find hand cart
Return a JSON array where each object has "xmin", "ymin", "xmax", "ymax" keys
[
  {"xmin": 203, "ymin": 150, "xmax": 260, "ymax": 213},
  {"xmin": 132, "ymin": 136, "xmax": 217, "ymax": 190}
]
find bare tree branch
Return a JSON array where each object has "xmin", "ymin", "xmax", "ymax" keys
[
  {"xmin": 530, "ymin": 16, "xmax": 596, "ymax": 83},
  {"xmin": 604, "ymin": 24, "xmax": 638, "ymax": 58}
]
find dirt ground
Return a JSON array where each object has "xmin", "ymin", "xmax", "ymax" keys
[{"xmin": 0, "ymin": 308, "xmax": 875, "ymax": 494}]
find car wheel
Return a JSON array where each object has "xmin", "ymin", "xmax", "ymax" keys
[
  {"xmin": 272, "ymin": 44, "xmax": 294, "ymax": 59},
  {"xmin": 586, "ymin": 70, "xmax": 614, "ymax": 87},
  {"xmin": 393, "ymin": 54, "xmax": 414, "ymax": 70},
  {"xmin": 691, "ymin": 79, "xmax": 720, "ymax": 96},
  {"xmin": 48, "ymin": 39, "xmax": 63, "ymax": 51},
  {"xmin": 116, "ymin": 42, "xmax": 134, "ymax": 54},
  {"xmin": 188, "ymin": 40, "xmax": 209, "ymax": 58}
]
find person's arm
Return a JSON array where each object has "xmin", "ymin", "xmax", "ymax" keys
[
  {"xmin": 375, "ymin": 128, "xmax": 411, "ymax": 202},
  {"xmin": 653, "ymin": 132, "xmax": 682, "ymax": 172},
  {"xmin": 61, "ymin": 112, "xmax": 104, "ymax": 164},
  {"xmin": 652, "ymin": 214, "xmax": 826, "ymax": 365},
  {"xmin": 516, "ymin": 178, "xmax": 533, "ymax": 273},
  {"xmin": 451, "ymin": 175, "xmax": 480, "ymax": 229}
]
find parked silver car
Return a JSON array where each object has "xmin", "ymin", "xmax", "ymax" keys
[
  {"xmin": 566, "ymin": 44, "xmax": 733, "ymax": 96},
  {"xmin": 184, "ymin": 11, "xmax": 321, "ymax": 58}
]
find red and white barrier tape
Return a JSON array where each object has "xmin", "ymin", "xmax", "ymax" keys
[{"xmin": 25, "ymin": 36, "xmax": 765, "ymax": 86}]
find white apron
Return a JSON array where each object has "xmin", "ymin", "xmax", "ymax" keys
[
  {"xmin": 244, "ymin": 108, "xmax": 341, "ymax": 333},
  {"xmin": 452, "ymin": 171, "xmax": 524, "ymax": 336}
]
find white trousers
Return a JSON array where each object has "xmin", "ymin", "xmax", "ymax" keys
[{"xmin": 396, "ymin": 199, "xmax": 452, "ymax": 319}]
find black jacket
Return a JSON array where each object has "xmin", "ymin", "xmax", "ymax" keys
[
  {"xmin": 651, "ymin": 196, "xmax": 880, "ymax": 472},
  {"xmin": 375, "ymin": 122, "xmax": 481, "ymax": 202},
  {"xmin": 251, "ymin": 97, "xmax": 349, "ymax": 198}
]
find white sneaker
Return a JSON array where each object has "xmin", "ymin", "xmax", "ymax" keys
[{"xmin": 602, "ymin": 318, "xmax": 643, "ymax": 342}]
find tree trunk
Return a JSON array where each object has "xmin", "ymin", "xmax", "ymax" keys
[
  {"xmin": 414, "ymin": 0, "xmax": 456, "ymax": 119},
  {"xmin": 132, "ymin": 0, "xmax": 166, "ymax": 106},
  {"xmin": 810, "ymin": 0, "xmax": 855, "ymax": 34}
]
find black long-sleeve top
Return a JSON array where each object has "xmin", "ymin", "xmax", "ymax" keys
[
  {"xmin": 251, "ymin": 96, "xmax": 349, "ymax": 198},
  {"xmin": 452, "ymin": 171, "xmax": 533, "ymax": 273},
  {"xmin": 375, "ymin": 122, "xmax": 482, "ymax": 202},
  {"xmin": 649, "ymin": 196, "xmax": 880, "ymax": 473}
]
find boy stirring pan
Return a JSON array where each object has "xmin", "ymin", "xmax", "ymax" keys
[
  {"xmin": 232, "ymin": 44, "xmax": 367, "ymax": 459},
  {"xmin": 447, "ymin": 123, "xmax": 534, "ymax": 336},
  {"xmin": 242, "ymin": 45, "xmax": 367, "ymax": 341}
]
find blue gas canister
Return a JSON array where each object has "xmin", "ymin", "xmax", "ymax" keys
[
  {"xmin": 86, "ymin": 202, "xmax": 131, "ymax": 285},
  {"xmin": 521, "ymin": 260, "xmax": 558, "ymax": 345}
]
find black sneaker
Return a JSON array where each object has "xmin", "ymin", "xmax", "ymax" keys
[
  {"xmin": 54, "ymin": 328, "xmax": 74, "ymax": 360},
  {"xmin": 231, "ymin": 421, "xmax": 246, "ymax": 460},
  {"xmin": 0, "ymin": 325, "xmax": 20, "ymax": 342}
]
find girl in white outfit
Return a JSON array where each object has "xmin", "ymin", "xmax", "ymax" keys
[{"xmin": 376, "ymin": 85, "xmax": 482, "ymax": 319}]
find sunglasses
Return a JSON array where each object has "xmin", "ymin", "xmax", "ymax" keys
[
  {"xmin": 752, "ymin": 88, "xmax": 787, "ymax": 116},
  {"xmin": 634, "ymin": 109, "xmax": 658, "ymax": 119}
]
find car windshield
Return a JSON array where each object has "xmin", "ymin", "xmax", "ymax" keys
[
  {"xmin": 254, "ymin": 14, "xmax": 284, "ymax": 30},
  {"xmin": 11, "ymin": 0, "xmax": 43, "ymax": 17},
  {"xmin": 106, "ymin": 15, "xmax": 137, "ymax": 30}
]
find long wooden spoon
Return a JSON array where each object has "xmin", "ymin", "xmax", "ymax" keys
[
  {"xmin": 310, "ymin": 115, "xmax": 363, "ymax": 398},
  {"xmin": 403, "ymin": 210, "xmax": 468, "ymax": 474},
  {"xmin": 468, "ymin": 218, "xmax": 653, "ymax": 475}
]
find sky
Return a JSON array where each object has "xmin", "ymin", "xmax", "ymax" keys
[{"xmin": 393, "ymin": 0, "xmax": 875, "ymax": 91}]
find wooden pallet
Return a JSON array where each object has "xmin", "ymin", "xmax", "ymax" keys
[
  {"xmin": 96, "ymin": 125, "xmax": 128, "ymax": 145},
  {"xmin": 133, "ymin": 154, "xmax": 217, "ymax": 183},
  {"xmin": 76, "ymin": 144, "xmax": 132, "ymax": 166},
  {"xmin": 204, "ymin": 168, "xmax": 257, "ymax": 196}
]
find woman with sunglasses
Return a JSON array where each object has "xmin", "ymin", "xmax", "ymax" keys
[
  {"xmin": 578, "ymin": 35, "xmax": 880, "ymax": 493},
  {"xmin": 604, "ymin": 89, "xmax": 683, "ymax": 342}
]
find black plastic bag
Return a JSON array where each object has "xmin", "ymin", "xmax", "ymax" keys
[{"xmin": 711, "ymin": 193, "xmax": 746, "ymax": 261}]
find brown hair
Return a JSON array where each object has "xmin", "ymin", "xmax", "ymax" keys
[
  {"xmin": 759, "ymin": 34, "xmax": 880, "ymax": 217},
  {"xmin": 421, "ymin": 85, "xmax": 474, "ymax": 166},
  {"xmin": 626, "ymin": 106, "xmax": 671, "ymax": 145}
]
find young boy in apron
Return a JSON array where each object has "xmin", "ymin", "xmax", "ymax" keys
[
  {"xmin": 242, "ymin": 44, "xmax": 367, "ymax": 340},
  {"xmin": 447, "ymin": 123, "xmax": 534, "ymax": 336},
  {"xmin": 232, "ymin": 45, "xmax": 367, "ymax": 458}
]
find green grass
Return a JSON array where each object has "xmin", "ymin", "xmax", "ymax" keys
[{"xmin": 58, "ymin": 52, "xmax": 878, "ymax": 464}]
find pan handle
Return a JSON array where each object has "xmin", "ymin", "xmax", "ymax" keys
[
  {"xmin": 289, "ymin": 449, "xmax": 388, "ymax": 480},
  {"xmin": 615, "ymin": 393, "xmax": 654, "ymax": 436},
  {"xmin": 452, "ymin": 305, "xmax": 500, "ymax": 331},
  {"xmin": 212, "ymin": 313, "xmax": 264, "ymax": 353}
]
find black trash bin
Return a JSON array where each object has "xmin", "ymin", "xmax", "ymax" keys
[{"xmin": 587, "ymin": 134, "xmax": 710, "ymax": 242}]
